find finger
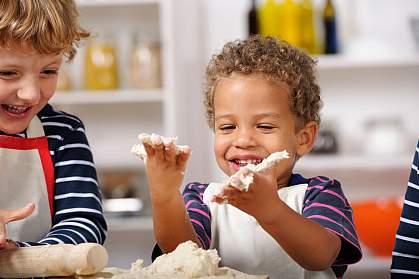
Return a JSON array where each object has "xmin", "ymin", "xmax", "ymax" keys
[
  {"xmin": 0, "ymin": 223, "xmax": 6, "ymax": 247},
  {"xmin": 5, "ymin": 203, "xmax": 35, "ymax": 223},
  {"xmin": 163, "ymin": 141, "xmax": 177, "ymax": 164},
  {"xmin": 153, "ymin": 142, "xmax": 165, "ymax": 161},
  {"xmin": 177, "ymin": 146, "xmax": 191, "ymax": 171},
  {"xmin": 211, "ymin": 195, "xmax": 229, "ymax": 204},
  {"xmin": 223, "ymin": 185, "xmax": 242, "ymax": 196},
  {"xmin": 143, "ymin": 143, "xmax": 155, "ymax": 158}
]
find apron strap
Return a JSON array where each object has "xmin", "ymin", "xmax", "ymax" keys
[{"xmin": 26, "ymin": 116, "xmax": 45, "ymax": 138}]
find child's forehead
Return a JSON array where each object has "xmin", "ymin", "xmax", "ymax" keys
[
  {"xmin": 1, "ymin": 40, "xmax": 63, "ymax": 60},
  {"xmin": 217, "ymin": 72, "xmax": 290, "ymax": 91}
]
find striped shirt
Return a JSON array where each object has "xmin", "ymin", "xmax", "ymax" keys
[
  {"xmin": 0, "ymin": 104, "xmax": 107, "ymax": 247},
  {"xmin": 391, "ymin": 140, "xmax": 419, "ymax": 278},
  {"xmin": 183, "ymin": 174, "xmax": 362, "ymax": 278}
]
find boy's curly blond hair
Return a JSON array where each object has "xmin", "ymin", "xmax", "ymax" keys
[
  {"xmin": 203, "ymin": 35, "xmax": 322, "ymax": 131},
  {"xmin": 0, "ymin": 0, "xmax": 89, "ymax": 60}
]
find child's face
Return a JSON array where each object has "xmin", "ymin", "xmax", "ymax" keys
[
  {"xmin": 213, "ymin": 73, "xmax": 310, "ymax": 186},
  {"xmin": 0, "ymin": 42, "xmax": 62, "ymax": 134}
]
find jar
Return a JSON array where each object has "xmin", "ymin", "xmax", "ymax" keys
[
  {"xmin": 56, "ymin": 66, "xmax": 73, "ymax": 91},
  {"xmin": 84, "ymin": 35, "xmax": 119, "ymax": 90},
  {"xmin": 129, "ymin": 36, "xmax": 161, "ymax": 89}
]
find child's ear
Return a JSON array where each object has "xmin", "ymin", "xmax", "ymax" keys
[{"xmin": 296, "ymin": 121, "xmax": 318, "ymax": 157}]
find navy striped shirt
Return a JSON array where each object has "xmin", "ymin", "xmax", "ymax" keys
[
  {"xmin": 391, "ymin": 140, "xmax": 419, "ymax": 278},
  {"xmin": 0, "ymin": 104, "xmax": 107, "ymax": 247},
  {"xmin": 183, "ymin": 174, "xmax": 362, "ymax": 278}
]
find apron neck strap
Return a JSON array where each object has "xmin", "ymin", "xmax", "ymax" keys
[{"xmin": 26, "ymin": 116, "xmax": 45, "ymax": 138}]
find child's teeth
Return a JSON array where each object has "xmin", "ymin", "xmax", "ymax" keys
[
  {"xmin": 4, "ymin": 105, "xmax": 29, "ymax": 113},
  {"xmin": 236, "ymin": 159, "xmax": 261, "ymax": 166}
]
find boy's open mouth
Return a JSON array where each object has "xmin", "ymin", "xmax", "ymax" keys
[
  {"xmin": 232, "ymin": 159, "xmax": 263, "ymax": 167},
  {"xmin": 2, "ymin": 104, "xmax": 30, "ymax": 114}
]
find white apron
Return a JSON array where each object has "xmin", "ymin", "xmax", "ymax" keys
[
  {"xmin": 203, "ymin": 183, "xmax": 336, "ymax": 279},
  {"xmin": 0, "ymin": 116, "xmax": 54, "ymax": 242}
]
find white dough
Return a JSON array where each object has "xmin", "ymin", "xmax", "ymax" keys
[
  {"xmin": 220, "ymin": 150, "xmax": 289, "ymax": 192},
  {"xmin": 131, "ymin": 133, "xmax": 189, "ymax": 160},
  {"xmin": 81, "ymin": 241, "xmax": 268, "ymax": 279}
]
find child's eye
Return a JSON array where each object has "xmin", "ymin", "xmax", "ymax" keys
[
  {"xmin": 257, "ymin": 124, "xmax": 275, "ymax": 131},
  {"xmin": 0, "ymin": 70, "xmax": 18, "ymax": 79},
  {"xmin": 218, "ymin": 124, "xmax": 236, "ymax": 132},
  {"xmin": 41, "ymin": 69, "xmax": 59, "ymax": 76}
]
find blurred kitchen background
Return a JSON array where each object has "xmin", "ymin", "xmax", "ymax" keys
[{"xmin": 50, "ymin": 0, "xmax": 419, "ymax": 278}]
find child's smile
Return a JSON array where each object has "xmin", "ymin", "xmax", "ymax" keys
[
  {"xmin": 1, "ymin": 104, "xmax": 32, "ymax": 117},
  {"xmin": 228, "ymin": 155, "xmax": 264, "ymax": 172}
]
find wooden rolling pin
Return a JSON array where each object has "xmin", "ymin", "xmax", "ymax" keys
[{"xmin": 0, "ymin": 243, "xmax": 108, "ymax": 278}]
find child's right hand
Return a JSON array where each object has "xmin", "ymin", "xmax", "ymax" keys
[
  {"xmin": 0, "ymin": 203, "xmax": 35, "ymax": 249},
  {"xmin": 143, "ymin": 141, "xmax": 191, "ymax": 204}
]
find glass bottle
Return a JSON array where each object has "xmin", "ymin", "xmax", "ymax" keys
[
  {"xmin": 83, "ymin": 34, "xmax": 119, "ymax": 90},
  {"xmin": 277, "ymin": 0, "xmax": 301, "ymax": 47},
  {"xmin": 129, "ymin": 34, "xmax": 161, "ymax": 89},
  {"xmin": 258, "ymin": 0, "xmax": 280, "ymax": 38},
  {"xmin": 56, "ymin": 65, "xmax": 73, "ymax": 91},
  {"xmin": 323, "ymin": 0, "xmax": 338, "ymax": 54},
  {"xmin": 248, "ymin": 0, "xmax": 259, "ymax": 37},
  {"xmin": 299, "ymin": 0, "xmax": 318, "ymax": 54}
]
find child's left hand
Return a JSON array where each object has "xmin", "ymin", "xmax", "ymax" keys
[
  {"xmin": 212, "ymin": 168, "xmax": 280, "ymax": 221},
  {"xmin": 143, "ymin": 139, "xmax": 191, "ymax": 204}
]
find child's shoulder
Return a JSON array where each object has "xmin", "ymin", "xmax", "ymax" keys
[
  {"xmin": 38, "ymin": 104, "xmax": 87, "ymax": 143},
  {"xmin": 307, "ymin": 175, "xmax": 341, "ymax": 188},
  {"xmin": 39, "ymin": 104, "xmax": 84, "ymax": 129},
  {"xmin": 302, "ymin": 175, "xmax": 349, "ymax": 207}
]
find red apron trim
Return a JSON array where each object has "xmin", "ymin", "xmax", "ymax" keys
[
  {"xmin": 38, "ymin": 141, "xmax": 55, "ymax": 217},
  {"xmin": 0, "ymin": 135, "xmax": 49, "ymax": 149},
  {"xmin": 0, "ymin": 134, "xmax": 55, "ymax": 217}
]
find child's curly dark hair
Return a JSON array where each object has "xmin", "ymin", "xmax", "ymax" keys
[{"xmin": 203, "ymin": 35, "xmax": 322, "ymax": 131}]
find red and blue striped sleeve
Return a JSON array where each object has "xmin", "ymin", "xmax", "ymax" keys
[
  {"xmin": 303, "ymin": 176, "xmax": 362, "ymax": 273},
  {"xmin": 182, "ymin": 182, "xmax": 212, "ymax": 249}
]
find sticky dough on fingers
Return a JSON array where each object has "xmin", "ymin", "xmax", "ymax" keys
[
  {"xmin": 221, "ymin": 150, "xmax": 290, "ymax": 193},
  {"xmin": 131, "ymin": 133, "xmax": 189, "ymax": 160}
]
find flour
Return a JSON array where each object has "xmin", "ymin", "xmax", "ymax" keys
[{"xmin": 82, "ymin": 241, "xmax": 268, "ymax": 279}]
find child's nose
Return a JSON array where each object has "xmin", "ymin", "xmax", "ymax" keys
[
  {"xmin": 233, "ymin": 130, "xmax": 256, "ymax": 148},
  {"xmin": 17, "ymin": 78, "xmax": 41, "ymax": 104}
]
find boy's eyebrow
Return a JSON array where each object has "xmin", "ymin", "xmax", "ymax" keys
[
  {"xmin": 43, "ymin": 58, "xmax": 63, "ymax": 67},
  {"xmin": 215, "ymin": 112, "xmax": 282, "ymax": 121},
  {"xmin": 214, "ymin": 114, "xmax": 234, "ymax": 121},
  {"xmin": 255, "ymin": 112, "xmax": 282, "ymax": 119}
]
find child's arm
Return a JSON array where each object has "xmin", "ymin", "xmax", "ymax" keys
[
  {"xmin": 142, "ymin": 141, "xmax": 201, "ymax": 253},
  {"xmin": 213, "ymin": 170, "xmax": 360, "ymax": 271},
  {"xmin": 14, "ymin": 117, "xmax": 107, "ymax": 247},
  {"xmin": 391, "ymin": 140, "xmax": 419, "ymax": 276}
]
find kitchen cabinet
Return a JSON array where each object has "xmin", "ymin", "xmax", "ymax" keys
[{"xmin": 51, "ymin": 0, "xmax": 210, "ymax": 178}]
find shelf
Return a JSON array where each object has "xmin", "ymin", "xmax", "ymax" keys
[
  {"xmin": 107, "ymin": 216, "xmax": 153, "ymax": 232},
  {"xmin": 76, "ymin": 0, "xmax": 160, "ymax": 7},
  {"xmin": 316, "ymin": 54, "xmax": 419, "ymax": 70},
  {"xmin": 50, "ymin": 89, "xmax": 164, "ymax": 105},
  {"xmin": 295, "ymin": 154, "xmax": 412, "ymax": 170}
]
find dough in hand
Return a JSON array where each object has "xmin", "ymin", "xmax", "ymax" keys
[
  {"xmin": 218, "ymin": 150, "xmax": 289, "ymax": 193},
  {"xmin": 131, "ymin": 133, "xmax": 189, "ymax": 160}
]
